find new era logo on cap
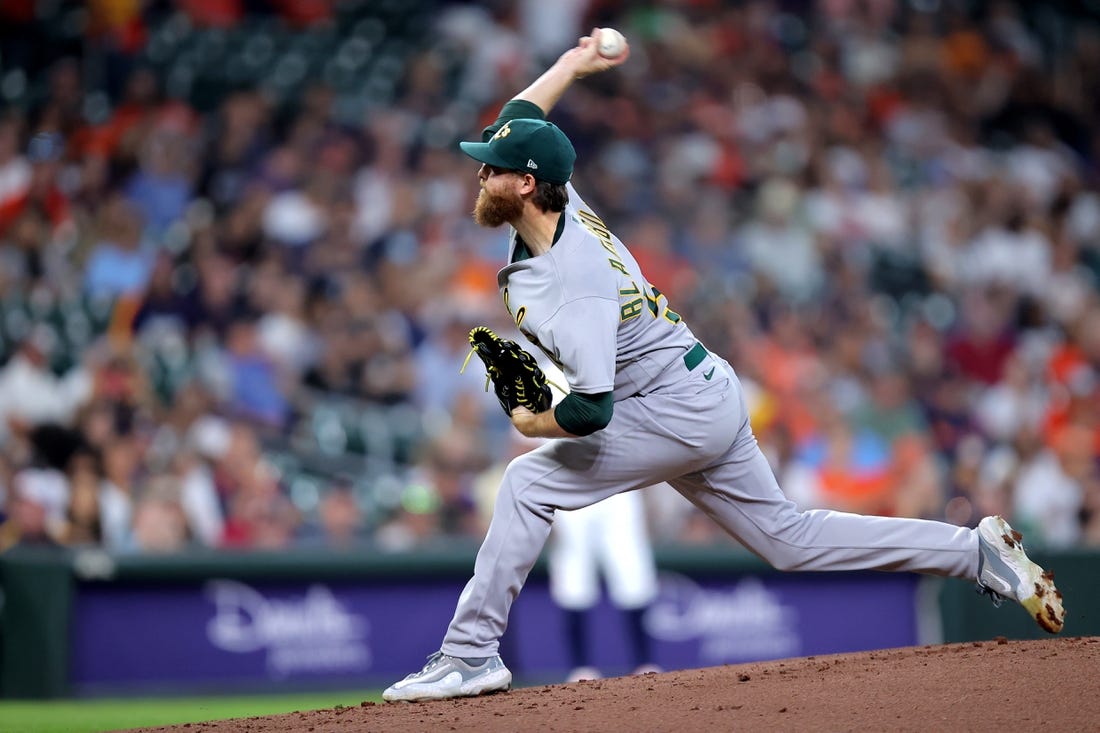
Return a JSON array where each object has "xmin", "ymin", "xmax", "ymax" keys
[{"xmin": 459, "ymin": 118, "xmax": 576, "ymax": 185}]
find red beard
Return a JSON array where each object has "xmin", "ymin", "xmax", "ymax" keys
[{"xmin": 474, "ymin": 187, "xmax": 524, "ymax": 227}]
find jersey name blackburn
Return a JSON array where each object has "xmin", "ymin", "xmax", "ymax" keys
[
  {"xmin": 499, "ymin": 206, "xmax": 688, "ymax": 384},
  {"xmin": 501, "ymin": 210, "xmax": 682, "ymax": 336},
  {"xmin": 573, "ymin": 209, "xmax": 682, "ymax": 326}
]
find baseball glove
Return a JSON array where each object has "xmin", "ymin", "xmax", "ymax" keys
[{"xmin": 462, "ymin": 326, "xmax": 553, "ymax": 416}]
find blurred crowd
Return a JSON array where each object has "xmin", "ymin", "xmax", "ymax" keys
[{"xmin": 0, "ymin": 0, "xmax": 1099, "ymax": 556}]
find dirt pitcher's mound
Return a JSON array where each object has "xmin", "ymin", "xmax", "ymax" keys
[{"xmin": 135, "ymin": 637, "xmax": 1099, "ymax": 733}]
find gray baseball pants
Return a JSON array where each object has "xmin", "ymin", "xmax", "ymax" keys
[{"xmin": 441, "ymin": 354, "xmax": 978, "ymax": 657}]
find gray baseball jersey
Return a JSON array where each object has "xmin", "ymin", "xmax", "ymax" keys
[
  {"xmin": 440, "ymin": 182, "xmax": 979, "ymax": 658},
  {"xmin": 498, "ymin": 183, "xmax": 696, "ymax": 400}
]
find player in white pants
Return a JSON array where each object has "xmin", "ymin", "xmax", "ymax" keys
[
  {"xmin": 383, "ymin": 30, "xmax": 1065, "ymax": 703},
  {"xmin": 550, "ymin": 490, "xmax": 659, "ymax": 681}
]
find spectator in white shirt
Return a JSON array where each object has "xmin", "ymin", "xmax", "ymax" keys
[{"xmin": 0, "ymin": 329, "xmax": 92, "ymax": 443}]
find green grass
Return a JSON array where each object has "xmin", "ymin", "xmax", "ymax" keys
[{"xmin": 0, "ymin": 690, "xmax": 382, "ymax": 733}]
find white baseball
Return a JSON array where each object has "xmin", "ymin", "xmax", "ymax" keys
[{"xmin": 597, "ymin": 28, "xmax": 626, "ymax": 59}]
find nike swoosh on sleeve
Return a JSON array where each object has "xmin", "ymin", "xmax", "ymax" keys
[{"xmin": 703, "ymin": 367, "xmax": 715, "ymax": 380}]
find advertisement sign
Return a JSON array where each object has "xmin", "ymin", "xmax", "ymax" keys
[
  {"xmin": 69, "ymin": 571, "xmax": 918, "ymax": 693},
  {"xmin": 509, "ymin": 571, "xmax": 918, "ymax": 676},
  {"xmin": 70, "ymin": 579, "xmax": 464, "ymax": 692}
]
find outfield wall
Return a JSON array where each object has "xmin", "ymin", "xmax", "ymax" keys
[{"xmin": 2, "ymin": 545, "xmax": 1095, "ymax": 698}]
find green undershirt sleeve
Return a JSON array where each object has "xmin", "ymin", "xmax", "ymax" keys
[
  {"xmin": 554, "ymin": 391, "xmax": 614, "ymax": 436},
  {"xmin": 482, "ymin": 99, "xmax": 547, "ymax": 141}
]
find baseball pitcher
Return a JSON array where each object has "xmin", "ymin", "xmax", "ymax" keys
[{"xmin": 383, "ymin": 29, "xmax": 1065, "ymax": 702}]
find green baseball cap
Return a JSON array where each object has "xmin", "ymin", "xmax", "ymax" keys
[{"xmin": 459, "ymin": 118, "xmax": 576, "ymax": 185}]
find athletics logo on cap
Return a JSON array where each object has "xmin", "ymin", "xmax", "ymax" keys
[{"xmin": 459, "ymin": 118, "xmax": 575, "ymax": 185}]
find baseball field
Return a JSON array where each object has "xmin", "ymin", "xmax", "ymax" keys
[
  {"xmin": 7, "ymin": 637, "xmax": 1092, "ymax": 732},
  {"xmin": 0, "ymin": 690, "xmax": 379, "ymax": 733}
]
